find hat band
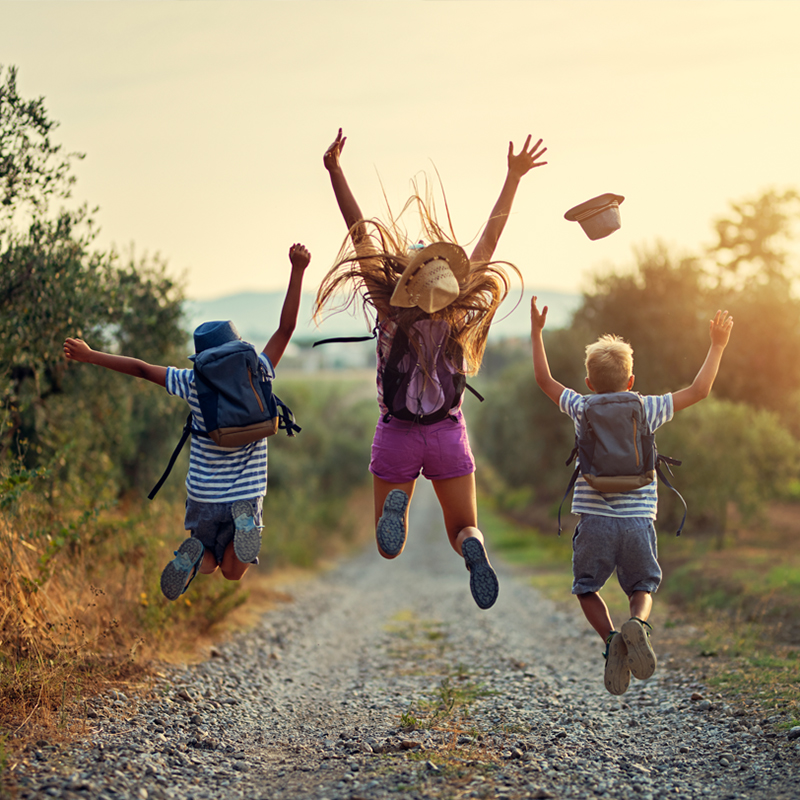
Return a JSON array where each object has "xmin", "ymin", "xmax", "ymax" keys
[{"xmin": 573, "ymin": 202, "xmax": 617, "ymax": 222}]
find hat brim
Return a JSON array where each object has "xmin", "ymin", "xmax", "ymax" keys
[{"xmin": 390, "ymin": 242, "xmax": 471, "ymax": 310}]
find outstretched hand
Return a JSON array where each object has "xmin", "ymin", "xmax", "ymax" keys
[
  {"xmin": 508, "ymin": 135, "xmax": 548, "ymax": 179},
  {"xmin": 323, "ymin": 128, "xmax": 346, "ymax": 172},
  {"xmin": 709, "ymin": 309, "xmax": 734, "ymax": 347},
  {"xmin": 289, "ymin": 243, "xmax": 311, "ymax": 271},
  {"xmin": 63, "ymin": 337, "xmax": 93, "ymax": 363},
  {"xmin": 530, "ymin": 296, "xmax": 549, "ymax": 331}
]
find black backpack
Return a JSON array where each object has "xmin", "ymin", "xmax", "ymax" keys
[
  {"xmin": 558, "ymin": 391, "xmax": 686, "ymax": 535},
  {"xmin": 313, "ymin": 319, "xmax": 483, "ymax": 424},
  {"xmin": 148, "ymin": 341, "xmax": 300, "ymax": 499}
]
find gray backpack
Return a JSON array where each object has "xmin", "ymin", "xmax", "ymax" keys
[{"xmin": 558, "ymin": 392, "xmax": 686, "ymax": 534}]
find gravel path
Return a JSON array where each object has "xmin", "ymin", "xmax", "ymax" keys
[{"xmin": 13, "ymin": 482, "xmax": 800, "ymax": 800}]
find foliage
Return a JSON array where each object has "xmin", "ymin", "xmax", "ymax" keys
[{"xmin": 656, "ymin": 398, "xmax": 800, "ymax": 540}]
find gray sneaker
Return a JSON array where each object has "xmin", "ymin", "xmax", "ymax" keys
[
  {"xmin": 160, "ymin": 537, "xmax": 205, "ymax": 601},
  {"xmin": 462, "ymin": 537, "xmax": 499, "ymax": 610},
  {"xmin": 232, "ymin": 499, "xmax": 262, "ymax": 563},
  {"xmin": 622, "ymin": 617, "xmax": 657, "ymax": 680},
  {"xmin": 603, "ymin": 631, "xmax": 631, "ymax": 695}
]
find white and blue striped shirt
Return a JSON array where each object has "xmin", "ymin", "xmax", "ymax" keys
[
  {"xmin": 559, "ymin": 388, "xmax": 673, "ymax": 519},
  {"xmin": 165, "ymin": 352, "xmax": 275, "ymax": 503}
]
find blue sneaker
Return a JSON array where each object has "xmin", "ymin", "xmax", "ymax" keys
[
  {"xmin": 160, "ymin": 537, "xmax": 205, "ymax": 601},
  {"xmin": 232, "ymin": 499, "xmax": 262, "ymax": 563},
  {"xmin": 462, "ymin": 537, "xmax": 499, "ymax": 610},
  {"xmin": 376, "ymin": 490, "xmax": 409, "ymax": 558}
]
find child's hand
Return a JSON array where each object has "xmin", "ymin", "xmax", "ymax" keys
[
  {"xmin": 289, "ymin": 243, "xmax": 311, "ymax": 271},
  {"xmin": 709, "ymin": 309, "xmax": 733, "ymax": 347},
  {"xmin": 508, "ymin": 135, "xmax": 548, "ymax": 179},
  {"xmin": 323, "ymin": 128, "xmax": 346, "ymax": 173},
  {"xmin": 531, "ymin": 296, "xmax": 548, "ymax": 331},
  {"xmin": 63, "ymin": 337, "xmax": 93, "ymax": 363}
]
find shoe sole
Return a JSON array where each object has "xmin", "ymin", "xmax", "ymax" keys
[
  {"xmin": 232, "ymin": 500, "xmax": 262, "ymax": 563},
  {"xmin": 462, "ymin": 537, "xmax": 499, "ymax": 610},
  {"xmin": 622, "ymin": 618, "xmax": 657, "ymax": 680},
  {"xmin": 160, "ymin": 537, "xmax": 205, "ymax": 601},
  {"xmin": 376, "ymin": 490, "xmax": 408, "ymax": 558},
  {"xmin": 604, "ymin": 633, "xmax": 631, "ymax": 695}
]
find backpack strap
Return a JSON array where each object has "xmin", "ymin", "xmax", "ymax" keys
[
  {"xmin": 556, "ymin": 443, "xmax": 580, "ymax": 535},
  {"xmin": 656, "ymin": 454, "xmax": 687, "ymax": 536},
  {"xmin": 148, "ymin": 413, "xmax": 193, "ymax": 500},
  {"xmin": 465, "ymin": 383, "xmax": 485, "ymax": 403},
  {"xmin": 312, "ymin": 322, "xmax": 380, "ymax": 348},
  {"xmin": 275, "ymin": 396, "xmax": 301, "ymax": 436}
]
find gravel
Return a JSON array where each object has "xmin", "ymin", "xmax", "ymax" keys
[{"xmin": 11, "ymin": 482, "xmax": 800, "ymax": 799}]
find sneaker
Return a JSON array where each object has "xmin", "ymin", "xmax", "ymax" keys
[
  {"xmin": 232, "ymin": 499, "xmax": 262, "ymax": 563},
  {"xmin": 160, "ymin": 537, "xmax": 205, "ymax": 601},
  {"xmin": 376, "ymin": 489, "xmax": 409, "ymax": 558},
  {"xmin": 603, "ymin": 631, "xmax": 631, "ymax": 695},
  {"xmin": 622, "ymin": 617, "xmax": 657, "ymax": 680},
  {"xmin": 462, "ymin": 537, "xmax": 499, "ymax": 610}
]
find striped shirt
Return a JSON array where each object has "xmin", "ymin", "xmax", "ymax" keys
[
  {"xmin": 559, "ymin": 388, "xmax": 674, "ymax": 519},
  {"xmin": 165, "ymin": 351, "xmax": 275, "ymax": 503}
]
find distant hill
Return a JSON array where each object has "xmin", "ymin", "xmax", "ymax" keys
[{"xmin": 184, "ymin": 288, "xmax": 581, "ymax": 349}]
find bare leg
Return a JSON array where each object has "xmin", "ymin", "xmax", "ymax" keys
[
  {"xmin": 219, "ymin": 540, "xmax": 250, "ymax": 581},
  {"xmin": 432, "ymin": 473, "xmax": 498, "ymax": 609},
  {"xmin": 373, "ymin": 475, "xmax": 416, "ymax": 559},
  {"xmin": 578, "ymin": 591, "xmax": 615, "ymax": 641},
  {"xmin": 199, "ymin": 549, "xmax": 219, "ymax": 575},
  {"xmin": 629, "ymin": 590, "xmax": 652, "ymax": 622},
  {"xmin": 430, "ymin": 473, "xmax": 480, "ymax": 555}
]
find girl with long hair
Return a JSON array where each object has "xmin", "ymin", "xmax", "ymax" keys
[{"xmin": 315, "ymin": 129, "xmax": 546, "ymax": 609}]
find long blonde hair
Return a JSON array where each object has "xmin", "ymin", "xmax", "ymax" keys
[{"xmin": 314, "ymin": 186, "xmax": 520, "ymax": 375}]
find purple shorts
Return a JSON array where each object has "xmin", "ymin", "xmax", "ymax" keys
[{"xmin": 369, "ymin": 412, "xmax": 476, "ymax": 483}]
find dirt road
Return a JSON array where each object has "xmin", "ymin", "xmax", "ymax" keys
[{"xmin": 13, "ymin": 482, "xmax": 800, "ymax": 800}]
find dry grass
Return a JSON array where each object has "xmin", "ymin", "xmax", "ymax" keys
[{"xmin": 0, "ymin": 484, "xmax": 376, "ymax": 766}]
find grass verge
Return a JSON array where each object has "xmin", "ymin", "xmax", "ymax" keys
[{"xmin": 479, "ymin": 496, "xmax": 800, "ymax": 724}]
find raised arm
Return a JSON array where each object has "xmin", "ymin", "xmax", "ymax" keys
[
  {"xmin": 531, "ymin": 296, "xmax": 566, "ymax": 404},
  {"xmin": 63, "ymin": 338, "xmax": 167, "ymax": 386},
  {"xmin": 470, "ymin": 135, "xmax": 548, "ymax": 264},
  {"xmin": 671, "ymin": 310, "xmax": 734, "ymax": 412},
  {"xmin": 263, "ymin": 244, "xmax": 310, "ymax": 368},
  {"xmin": 324, "ymin": 128, "xmax": 367, "ymax": 245}
]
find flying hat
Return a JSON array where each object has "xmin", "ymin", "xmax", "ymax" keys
[
  {"xmin": 564, "ymin": 193, "xmax": 625, "ymax": 240},
  {"xmin": 190, "ymin": 320, "xmax": 241, "ymax": 360},
  {"xmin": 390, "ymin": 242, "xmax": 471, "ymax": 314}
]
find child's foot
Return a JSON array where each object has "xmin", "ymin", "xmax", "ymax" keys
[
  {"xmin": 376, "ymin": 489, "xmax": 409, "ymax": 558},
  {"xmin": 160, "ymin": 537, "xmax": 205, "ymax": 601},
  {"xmin": 621, "ymin": 617, "xmax": 657, "ymax": 680},
  {"xmin": 232, "ymin": 499, "xmax": 262, "ymax": 563},
  {"xmin": 461, "ymin": 537, "xmax": 499, "ymax": 610},
  {"xmin": 603, "ymin": 631, "xmax": 631, "ymax": 695}
]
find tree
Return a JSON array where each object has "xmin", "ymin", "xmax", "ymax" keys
[{"xmin": 0, "ymin": 65, "xmax": 187, "ymax": 498}]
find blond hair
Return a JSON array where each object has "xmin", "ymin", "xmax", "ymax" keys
[
  {"xmin": 314, "ymin": 186, "xmax": 519, "ymax": 375},
  {"xmin": 585, "ymin": 334, "xmax": 633, "ymax": 393}
]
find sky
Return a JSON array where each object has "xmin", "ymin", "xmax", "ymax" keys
[{"xmin": 2, "ymin": 0, "xmax": 799, "ymax": 303}]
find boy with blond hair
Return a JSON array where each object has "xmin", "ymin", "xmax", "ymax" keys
[{"xmin": 530, "ymin": 299, "xmax": 733, "ymax": 695}]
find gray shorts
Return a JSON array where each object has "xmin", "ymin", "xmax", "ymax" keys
[
  {"xmin": 571, "ymin": 514, "xmax": 661, "ymax": 597},
  {"xmin": 184, "ymin": 497, "xmax": 264, "ymax": 564}
]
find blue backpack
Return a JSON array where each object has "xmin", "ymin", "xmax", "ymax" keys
[
  {"xmin": 558, "ymin": 391, "xmax": 686, "ymax": 535},
  {"xmin": 148, "ymin": 341, "xmax": 300, "ymax": 499}
]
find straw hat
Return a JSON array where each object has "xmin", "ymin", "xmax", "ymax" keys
[
  {"xmin": 389, "ymin": 242, "xmax": 471, "ymax": 313},
  {"xmin": 564, "ymin": 193, "xmax": 625, "ymax": 240}
]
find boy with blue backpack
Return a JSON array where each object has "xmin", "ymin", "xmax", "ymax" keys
[
  {"xmin": 63, "ymin": 243, "xmax": 310, "ymax": 600},
  {"xmin": 530, "ymin": 298, "xmax": 733, "ymax": 695}
]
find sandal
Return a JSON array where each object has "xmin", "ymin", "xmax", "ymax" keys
[
  {"xmin": 376, "ymin": 489, "xmax": 409, "ymax": 558},
  {"xmin": 462, "ymin": 537, "xmax": 499, "ymax": 610},
  {"xmin": 232, "ymin": 499, "xmax": 262, "ymax": 563},
  {"xmin": 621, "ymin": 617, "xmax": 657, "ymax": 680},
  {"xmin": 160, "ymin": 537, "xmax": 205, "ymax": 601},
  {"xmin": 603, "ymin": 631, "xmax": 631, "ymax": 695}
]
